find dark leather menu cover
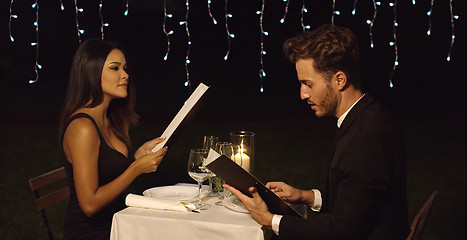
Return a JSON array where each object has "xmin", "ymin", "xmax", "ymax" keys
[{"xmin": 206, "ymin": 155, "xmax": 302, "ymax": 217}]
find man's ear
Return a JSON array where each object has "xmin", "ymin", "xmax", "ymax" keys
[{"xmin": 335, "ymin": 71, "xmax": 347, "ymax": 91}]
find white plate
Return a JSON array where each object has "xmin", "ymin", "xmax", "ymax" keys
[
  {"xmin": 222, "ymin": 195, "xmax": 249, "ymax": 213},
  {"xmin": 143, "ymin": 185, "xmax": 208, "ymax": 201}
]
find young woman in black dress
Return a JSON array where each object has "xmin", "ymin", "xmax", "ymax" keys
[{"xmin": 60, "ymin": 39, "xmax": 168, "ymax": 239}]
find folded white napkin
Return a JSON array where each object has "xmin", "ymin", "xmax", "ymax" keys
[{"xmin": 125, "ymin": 194, "xmax": 197, "ymax": 212}]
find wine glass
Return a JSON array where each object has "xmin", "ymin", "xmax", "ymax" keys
[
  {"xmin": 187, "ymin": 148, "xmax": 211, "ymax": 210},
  {"xmin": 202, "ymin": 136, "xmax": 219, "ymax": 150},
  {"xmin": 215, "ymin": 142, "xmax": 234, "ymax": 159},
  {"xmin": 214, "ymin": 142, "xmax": 237, "ymax": 200}
]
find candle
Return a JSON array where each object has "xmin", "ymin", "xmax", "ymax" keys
[{"xmin": 233, "ymin": 152, "xmax": 250, "ymax": 173}]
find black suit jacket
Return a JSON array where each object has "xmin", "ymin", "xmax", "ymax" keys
[{"xmin": 279, "ymin": 95, "xmax": 409, "ymax": 240}]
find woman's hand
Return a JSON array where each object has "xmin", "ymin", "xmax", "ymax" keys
[
  {"xmin": 134, "ymin": 137, "xmax": 166, "ymax": 160},
  {"xmin": 132, "ymin": 146, "xmax": 168, "ymax": 174}
]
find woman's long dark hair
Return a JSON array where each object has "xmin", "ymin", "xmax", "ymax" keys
[{"xmin": 60, "ymin": 38, "xmax": 138, "ymax": 146}]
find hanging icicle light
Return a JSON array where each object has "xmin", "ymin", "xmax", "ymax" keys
[
  {"xmin": 257, "ymin": 0, "xmax": 267, "ymax": 92},
  {"xmin": 73, "ymin": 0, "xmax": 83, "ymax": 43},
  {"xmin": 224, "ymin": 0, "xmax": 234, "ymax": 60},
  {"xmin": 367, "ymin": 1, "xmax": 380, "ymax": 48},
  {"xmin": 98, "ymin": 1, "xmax": 109, "ymax": 39},
  {"xmin": 301, "ymin": 0, "xmax": 311, "ymax": 31},
  {"xmin": 124, "ymin": 0, "xmax": 129, "ymax": 16},
  {"xmin": 180, "ymin": 0, "xmax": 191, "ymax": 89},
  {"xmin": 331, "ymin": 0, "xmax": 339, "ymax": 25},
  {"xmin": 162, "ymin": 0, "xmax": 173, "ymax": 61},
  {"xmin": 9, "ymin": 0, "xmax": 16, "ymax": 42},
  {"xmin": 446, "ymin": 0, "xmax": 456, "ymax": 62},
  {"xmin": 60, "ymin": 0, "xmax": 65, "ymax": 10},
  {"xmin": 207, "ymin": 0, "xmax": 217, "ymax": 24},
  {"xmin": 280, "ymin": 0, "xmax": 290, "ymax": 24},
  {"xmin": 388, "ymin": 0, "xmax": 398, "ymax": 88},
  {"xmin": 352, "ymin": 0, "xmax": 358, "ymax": 15},
  {"xmin": 30, "ymin": 0, "xmax": 41, "ymax": 84},
  {"xmin": 426, "ymin": 0, "xmax": 434, "ymax": 36}
]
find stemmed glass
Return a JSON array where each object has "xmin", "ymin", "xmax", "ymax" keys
[
  {"xmin": 187, "ymin": 148, "xmax": 212, "ymax": 210},
  {"xmin": 202, "ymin": 136, "xmax": 219, "ymax": 150}
]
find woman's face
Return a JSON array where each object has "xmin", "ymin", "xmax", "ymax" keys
[{"xmin": 101, "ymin": 49, "xmax": 129, "ymax": 100}]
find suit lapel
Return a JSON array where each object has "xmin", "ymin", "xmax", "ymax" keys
[{"xmin": 323, "ymin": 95, "xmax": 374, "ymax": 211}]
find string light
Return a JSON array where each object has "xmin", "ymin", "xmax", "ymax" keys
[
  {"xmin": 124, "ymin": 0, "xmax": 129, "ymax": 16},
  {"xmin": 9, "ymin": 0, "xmax": 16, "ymax": 42},
  {"xmin": 280, "ymin": 0, "xmax": 290, "ymax": 24},
  {"xmin": 257, "ymin": 0, "xmax": 267, "ymax": 92},
  {"xmin": 446, "ymin": 0, "xmax": 457, "ymax": 62},
  {"xmin": 162, "ymin": 0, "xmax": 173, "ymax": 61},
  {"xmin": 331, "ymin": 0, "xmax": 341, "ymax": 25},
  {"xmin": 180, "ymin": 0, "xmax": 191, "ymax": 89},
  {"xmin": 98, "ymin": 0, "xmax": 109, "ymax": 39},
  {"xmin": 73, "ymin": 0, "xmax": 83, "ymax": 43},
  {"xmin": 60, "ymin": 0, "xmax": 64, "ymax": 10},
  {"xmin": 412, "ymin": 0, "xmax": 416, "ymax": 4},
  {"xmin": 352, "ymin": 0, "xmax": 358, "ymax": 15},
  {"xmin": 207, "ymin": 0, "xmax": 217, "ymax": 24},
  {"xmin": 224, "ymin": 0, "xmax": 234, "ymax": 60},
  {"xmin": 30, "ymin": 1, "xmax": 41, "ymax": 84},
  {"xmin": 367, "ymin": 1, "xmax": 380, "ymax": 48},
  {"xmin": 301, "ymin": 0, "xmax": 310, "ymax": 31},
  {"xmin": 426, "ymin": 0, "xmax": 434, "ymax": 36},
  {"xmin": 388, "ymin": 0, "xmax": 398, "ymax": 88}
]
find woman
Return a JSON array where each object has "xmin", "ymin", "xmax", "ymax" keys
[{"xmin": 60, "ymin": 38, "xmax": 167, "ymax": 239}]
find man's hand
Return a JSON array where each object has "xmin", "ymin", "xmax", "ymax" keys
[
  {"xmin": 223, "ymin": 184, "xmax": 274, "ymax": 229},
  {"xmin": 266, "ymin": 182, "xmax": 314, "ymax": 206}
]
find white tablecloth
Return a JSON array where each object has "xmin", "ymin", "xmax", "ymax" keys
[{"xmin": 110, "ymin": 185, "xmax": 270, "ymax": 240}]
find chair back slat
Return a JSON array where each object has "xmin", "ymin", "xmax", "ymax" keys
[
  {"xmin": 406, "ymin": 190, "xmax": 438, "ymax": 240},
  {"xmin": 28, "ymin": 167, "xmax": 70, "ymax": 240},
  {"xmin": 35, "ymin": 186, "xmax": 70, "ymax": 211},
  {"xmin": 29, "ymin": 167, "xmax": 67, "ymax": 191}
]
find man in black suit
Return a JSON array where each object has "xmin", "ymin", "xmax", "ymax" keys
[{"xmin": 224, "ymin": 24, "xmax": 409, "ymax": 239}]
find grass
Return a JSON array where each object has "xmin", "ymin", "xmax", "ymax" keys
[{"xmin": 0, "ymin": 92, "xmax": 465, "ymax": 239}]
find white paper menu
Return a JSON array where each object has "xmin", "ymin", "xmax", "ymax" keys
[{"xmin": 151, "ymin": 83, "xmax": 209, "ymax": 152}]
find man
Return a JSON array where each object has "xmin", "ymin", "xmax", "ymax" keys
[{"xmin": 224, "ymin": 24, "xmax": 409, "ymax": 239}]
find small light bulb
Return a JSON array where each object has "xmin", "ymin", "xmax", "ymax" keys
[
  {"xmin": 352, "ymin": 9, "xmax": 356, "ymax": 15},
  {"xmin": 264, "ymin": 32, "xmax": 269, "ymax": 36},
  {"xmin": 12, "ymin": 14, "xmax": 18, "ymax": 18},
  {"xmin": 366, "ymin": 20, "xmax": 372, "ymax": 24},
  {"xmin": 124, "ymin": 10, "xmax": 128, "ymax": 16},
  {"xmin": 280, "ymin": 18, "xmax": 285, "ymax": 23}
]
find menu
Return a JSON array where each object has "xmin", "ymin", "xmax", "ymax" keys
[
  {"xmin": 205, "ymin": 149, "xmax": 303, "ymax": 217},
  {"xmin": 152, "ymin": 83, "xmax": 209, "ymax": 152}
]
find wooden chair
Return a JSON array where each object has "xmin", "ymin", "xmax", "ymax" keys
[
  {"xmin": 28, "ymin": 167, "xmax": 70, "ymax": 240},
  {"xmin": 406, "ymin": 190, "xmax": 439, "ymax": 240}
]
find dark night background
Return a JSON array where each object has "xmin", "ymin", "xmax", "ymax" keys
[{"xmin": 0, "ymin": 0, "xmax": 465, "ymax": 239}]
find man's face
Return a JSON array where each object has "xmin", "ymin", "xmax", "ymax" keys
[{"xmin": 296, "ymin": 58, "xmax": 338, "ymax": 118}]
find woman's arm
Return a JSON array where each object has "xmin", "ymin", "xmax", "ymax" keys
[{"xmin": 63, "ymin": 118, "xmax": 167, "ymax": 217}]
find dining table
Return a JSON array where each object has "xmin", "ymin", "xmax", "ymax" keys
[{"xmin": 110, "ymin": 183, "xmax": 275, "ymax": 240}]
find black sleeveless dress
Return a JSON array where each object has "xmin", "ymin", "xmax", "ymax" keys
[{"xmin": 62, "ymin": 113, "xmax": 131, "ymax": 240}]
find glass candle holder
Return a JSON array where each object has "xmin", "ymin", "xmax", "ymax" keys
[{"xmin": 229, "ymin": 131, "xmax": 255, "ymax": 173}]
